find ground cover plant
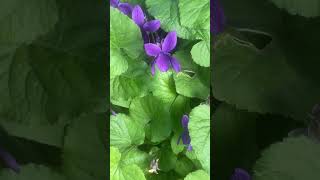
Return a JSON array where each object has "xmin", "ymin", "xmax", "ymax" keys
[
  {"xmin": 0, "ymin": 0, "xmax": 107, "ymax": 179},
  {"xmin": 109, "ymin": 0, "xmax": 210, "ymax": 179},
  {"xmin": 213, "ymin": 0, "xmax": 320, "ymax": 179}
]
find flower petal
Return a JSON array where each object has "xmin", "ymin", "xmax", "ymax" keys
[
  {"xmin": 151, "ymin": 60, "xmax": 156, "ymax": 76},
  {"xmin": 170, "ymin": 56, "xmax": 181, "ymax": 72},
  {"xmin": 182, "ymin": 131, "xmax": 191, "ymax": 144},
  {"xmin": 155, "ymin": 53, "xmax": 170, "ymax": 72},
  {"xmin": 162, "ymin": 31, "xmax": 177, "ymax": 52},
  {"xmin": 132, "ymin": 5, "xmax": 145, "ymax": 26},
  {"xmin": 110, "ymin": 0, "xmax": 119, "ymax": 8},
  {"xmin": 231, "ymin": 168, "xmax": 251, "ymax": 180},
  {"xmin": 118, "ymin": 3, "xmax": 133, "ymax": 15},
  {"xmin": 143, "ymin": 20, "xmax": 161, "ymax": 32},
  {"xmin": 187, "ymin": 144, "xmax": 193, "ymax": 151},
  {"xmin": 144, "ymin": 43, "xmax": 161, "ymax": 57},
  {"xmin": 181, "ymin": 115, "xmax": 189, "ymax": 128},
  {"xmin": 142, "ymin": 30, "xmax": 149, "ymax": 43},
  {"xmin": 0, "ymin": 147, "xmax": 20, "ymax": 173}
]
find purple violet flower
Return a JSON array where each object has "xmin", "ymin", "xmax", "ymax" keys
[
  {"xmin": 132, "ymin": 5, "xmax": 161, "ymax": 43},
  {"xmin": 144, "ymin": 31, "xmax": 181, "ymax": 75},
  {"xmin": 110, "ymin": 0, "xmax": 133, "ymax": 16},
  {"xmin": 0, "ymin": 146, "xmax": 20, "ymax": 173},
  {"xmin": 177, "ymin": 115, "xmax": 192, "ymax": 151},
  {"xmin": 132, "ymin": 5, "xmax": 161, "ymax": 33},
  {"xmin": 212, "ymin": 0, "xmax": 226, "ymax": 35},
  {"xmin": 230, "ymin": 168, "xmax": 251, "ymax": 180}
]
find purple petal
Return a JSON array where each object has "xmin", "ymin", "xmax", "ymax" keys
[
  {"xmin": 118, "ymin": 3, "xmax": 133, "ymax": 16},
  {"xmin": 0, "ymin": 147, "xmax": 20, "ymax": 173},
  {"xmin": 182, "ymin": 131, "xmax": 191, "ymax": 144},
  {"xmin": 110, "ymin": 0, "xmax": 119, "ymax": 7},
  {"xmin": 155, "ymin": 53, "xmax": 170, "ymax": 72},
  {"xmin": 151, "ymin": 60, "xmax": 156, "ymax": 76},
  {"xmin": 170, "ymin": 56, "xmax": 181, "ymax": 72},
  {"xmin": 144, "ymin": 43, "xmax": 161, "ymax": 57},
  {"xmin": 181, "ymin": 115, "xmax": 189, "ymax": 128},
  {"xmin": 212, "ymin": 0, "xmax": 226, "ymax": 35},
  {"xmin": 132, "ymin": 5, "xmax": 145, "ymax": 26},
  {"xmin": 143, "ymin": 20, "xmax": 161, "ymax": 32},
  {"xmin": 161, "ymin": 31, "xmax": 177, "ymax": 52},
  {"xmin": 231, "ymin": 168, "xmax": 251, "ymax": 180},
  {"xmin": 187, "ymin": 144, "xmax": 193, "ymax": 151},
  {"xmin": 142, "ymin": 30, "xmax": 149, "ymax": 43}
]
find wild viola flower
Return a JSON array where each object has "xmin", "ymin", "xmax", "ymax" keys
[
  {"xmin": 212, "ymin": 0, "xmax": 226, "ymax": 35},
  {"xmin": 230, "ymin": 168, "xmax": 251, "ymax": 180},
  {"xmin": 177, "ymin": 115, "xmax": 192, "ymax": 151},
  {"xmin": 0, "ymin": 146, "xmax": 20, "ymax": 173},
  {"xmin": 132, "ymin": 5, "xmax": 161, "ymax": 42},
  {"xmin": 110, "ymin": 0, "xmax": 133, "ymax": 16},
  {"xmin": 132, "ymin": 5, "xmax": 161, "ymax": 33},
  {"xmin": 144, "ymin": 31, "xmax": 181, "ymax": 75}
]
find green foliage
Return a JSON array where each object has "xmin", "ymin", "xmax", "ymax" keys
[
  {"xmin": 214, "ymin": 0, "xmax": 320, "ymax": 179},
  {"xmin": 184, "ymin": 170, "xmax": 209, "ymax": 180},
  {"xmin": 111, "ymin": 146, "xmax": 147, "ymax": 180},
  {"xmin": 0, "ymin": 164, "xmax": 66, "ymax": 180},
  {"xmin": 110, "ymin": 0, "xmax": 210, "ymax": 178},
  {"xmin": 253, "ymin": 137, "xmax": 320, "ymax": 179},
  {"xmin": 110, "ymin": 114, "xmax": 145, "ymax": 152},
  {"xmin": 269, "ymin": 0, "xmax": 320, "ymax": 17},
  {"xmin": 189, "ymin": 105, "xmax": 210, "ymax": 173},
  {"xmin": 0, "ymin": 0, "xmax": 107, "ymax": 178},
  {"xmin": 62, "ymin": 114, "xmax": 107, "ymax": 180}
]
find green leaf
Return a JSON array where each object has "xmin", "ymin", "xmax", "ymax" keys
[
  {"xmin": 173, "ymin": 51, "xmax": 197, "ymax": 72},
  {"xmin": 121, "ymin": 148, "xmax": 151, "ymax": 170},
  {"xmin": 174, "ymin": 72, "xmax": 209, "ymax": 100},
  {"xmin": 151, "ymin": 70, "xmax": 177, "ymax": 104},
  {"xmin": 174, "ymin": 156, "xmax": 195, "ymax": 177},
  {"xmin": 111, "ymin": 73, "xmax": 149, "ymax": 108},
  {"xmin": 171, "ymin": 132, "xmax": 185, "ymax": 154},
  {"xmin": 63, "ymin": 113, "xmax": 107, "ymax": 180},
  {"xmin": 0, "ymin": 119, "xmax": 65, "ymax": 147},
  {"xmin": 146, "ymin": 0, "xmax": 199, "ymax": 40},
  {"xmin": 170, "ymin": 95, "xmax": 191, "ymax": 133},
  {"xmin": 110, "ymin": 146, "xmax": 146, "ymax": 180},
  {"xmin": 189, "ymin": 104, "xmax": 210, "ymax": 173},
  {"xmin": 0, "ymin": 0, "xmax": 58, "ymax": 45},
  {"xmin": 269, "ymin": 0, "xmax": 320, "ymax": 17},
  {"xmin": 110, "ymin": 8, "xmax": 143, "ymax": 77},
  {"xmin": 129, "ymin": 95, "xmax": 172, "ymax": 142},
  {"xmin": 213, "ymin": 103, "xmax": 258, "ymax": 180},
  {"xmin": 213, "ymin": 33, "xmax": 320, "ymax": 120},
  {"xmin": 157, "ymin": 144, "xmax": 177, "ymax": 172},
  {"xmin": 184, "ymin": 170, "xmax": 210, "ymax": 180},
  {"xmin": 110, "ymin": 114, "xmax": 145, "ymax": 152},
  {"xmin": 220, "ymin": 0, "xmax": 283, "ymax": 33},
  {"xmin": 0, "ymin": 164, "xmax": 66, "ymax": 180},
  {"xmin": 5, "ymin": 45, "xmax": 101, "ymax": 146},
  {"xmin": 253, "ymin": 136, "xmax": 320, "ymax": 179},
  {"xmin": 178, "ymin": 0, "xmax": 210, "ymax": 30},
  {"xmin": 191, "ymin": 40, "xmax": 210, "ymax": 67},
  {"xmin": 145, "ymin": 170, "xmax": 181, "ymax": 180},
  {"xmin": 110, "ymin": 49, "xmax": 128, "ymax": 79},
  {"xmin": 111, "ymin": 56, "xmax": 150, "ymax": 108}
]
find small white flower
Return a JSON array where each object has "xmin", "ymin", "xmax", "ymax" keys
[{"xmin": 148, "ymin": 158, "xmax": 160, "ymax": 174}]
